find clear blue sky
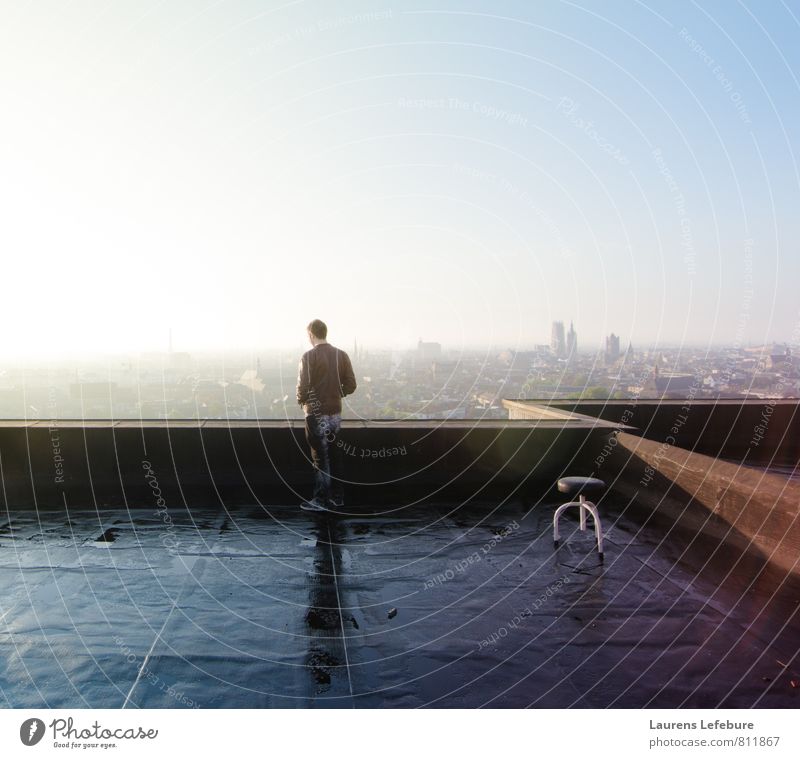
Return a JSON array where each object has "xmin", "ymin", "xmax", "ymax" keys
[{"xmin": 1, "ymin": 0, "xmax": 798, "ymax": 355}]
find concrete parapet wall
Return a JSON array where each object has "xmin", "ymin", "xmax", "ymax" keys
[
  {"xmin": 0, "ymin": 421, "xmax": 607, "ymax": 510},
  {"xmin": 605, "ymin": 431, "xmax": 800, "ymax": 576}
]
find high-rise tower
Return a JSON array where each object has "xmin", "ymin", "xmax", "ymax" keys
[
  {"xmin": 605, "ymin": 333, "xmax": 620, "ymax": 364},
  {"xmin": 550, "ymin": 321, "xmax": 566, "ymax": 358},
  {"xmin": 566, "ymin": 321, "xmax": 577, "ymax": 358}
]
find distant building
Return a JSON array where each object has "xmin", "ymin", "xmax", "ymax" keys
[
  {"xmin": 621, "ymin": 341, "xmax": 635, "ymax": 366},
  {"xmin": 764, "ymin": 345, "xmax": 793, "ymax": 371},
  {"xmin": 238, "ymin": 359, "xmax": 266, "ymax": 394},
  {"xmin": 353, "ymin": 338, "xmax": 365, "ymax": 364},
  {"xmin": 550, "ymin": 321, "xmax": 566, "ymax": 358},
  {"xmin": 473, "ymin": 391, "xmax": 498, "ymax": 409},
  {"xmin": 166, "ymin": 330, "xmax": 192, "ymax": 373},
  {"xmin": 645, "ymin": 365, "xmax": 699, "ymax": 398},
  {"xmin": 605, "ymin": 333, "xmax": 620, "ymax": 364},
  {"xmin": 566, "ymin": 321, "xmax": 577, "ymax": 359},
  {"xmin": 417, "ymin": 339, "xmax": 442, "ymax": 363}
]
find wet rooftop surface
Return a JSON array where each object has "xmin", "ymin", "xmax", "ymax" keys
[{"xmin": 1, "ymin": 498, "xmax": 798, "ymax": 708}]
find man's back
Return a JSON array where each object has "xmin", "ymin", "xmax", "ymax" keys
[{"xmin": 296, "ymin": 343, "xmax": 357, "ymax": 416}]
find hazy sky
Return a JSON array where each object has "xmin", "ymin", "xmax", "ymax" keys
[{"xmin": 1, "ymin": 0, "xmax": 798, "ymax": 357}]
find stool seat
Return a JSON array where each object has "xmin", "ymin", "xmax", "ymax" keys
[
  {"xmin": 557, "ymin": 476, "xmax": 605, "ymax": 497},
  {"xmin": 554, "ymin": 476, "xmax": 606, "ymax": 558}
]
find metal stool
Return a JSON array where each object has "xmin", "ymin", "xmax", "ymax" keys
[{"xmin": 553, "ymin": 477, "xmax": 605, "ymax": 558}]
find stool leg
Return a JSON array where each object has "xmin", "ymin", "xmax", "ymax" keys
[
  {"xmin": 553, "ymin": 502, "xmax": 576, "ymax": 544},
  {"xmin": 554, "ymin": 501, "xmax": 604, "ymax": 558},
  {"xmin": 583, "ymin": 502, "xmax": 604, "ymax": 557}
]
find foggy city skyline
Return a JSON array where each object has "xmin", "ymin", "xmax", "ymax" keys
[{"xmin": 1, "ymin": 2, "xmax": 799, "ymax": 358}]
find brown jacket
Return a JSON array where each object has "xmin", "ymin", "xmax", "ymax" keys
[{"xmin": 296, "ymin": 343, "xmax": 357, "ymax": 415}]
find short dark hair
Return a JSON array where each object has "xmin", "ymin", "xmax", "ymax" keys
[{"xmin": 307, "ymin": 319, "xmax": 327, "ymax": 339}]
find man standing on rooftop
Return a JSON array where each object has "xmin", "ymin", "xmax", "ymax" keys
[{"xmin": 296, "ymin": 319, "xmax": 357, "ymax": 512}]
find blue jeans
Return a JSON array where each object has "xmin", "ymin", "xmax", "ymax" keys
[{"xmin": 305, "ymin": 413, "xmax": 343, "ymax": 502}]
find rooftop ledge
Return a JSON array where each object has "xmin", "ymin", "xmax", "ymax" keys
[{"xmin": 0, "ymin": 415, "xmax": 623, "ymax": 429}]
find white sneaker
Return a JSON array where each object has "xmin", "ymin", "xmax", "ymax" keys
[{"xmin": 300, "ymin": 497, "xmax": 330, "ymax": 512}]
